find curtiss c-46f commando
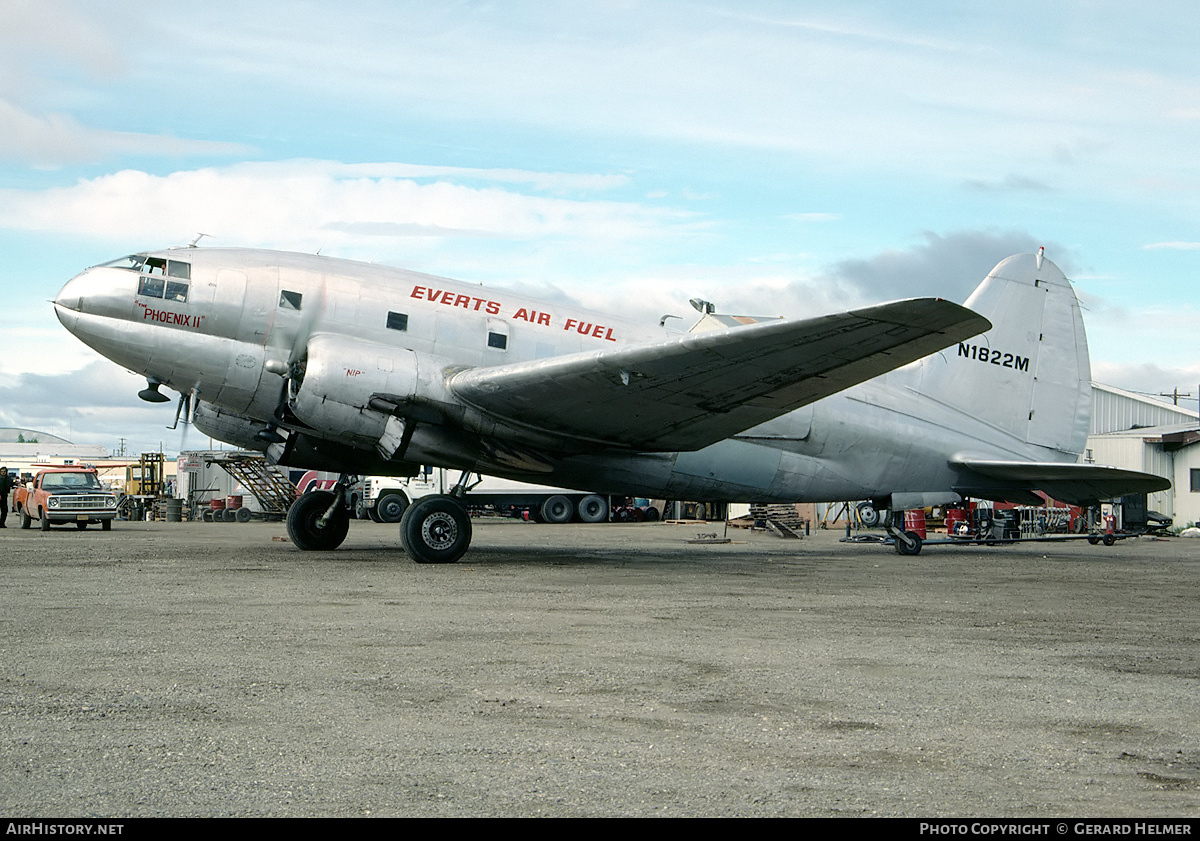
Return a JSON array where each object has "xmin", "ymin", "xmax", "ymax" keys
[{"xmin": 53, "ymin": 246, "xmax": 1169, "ymax": 561}]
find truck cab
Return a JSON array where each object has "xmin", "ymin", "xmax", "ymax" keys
[{"xmin": 15, "ymin": 468, "xmax": 119, "ymax": 531}]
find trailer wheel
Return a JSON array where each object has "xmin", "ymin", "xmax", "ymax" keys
[
  {"xmin": 1087, "ymin": 535, "xmax": 1101, "ymax": 546},
  {"xmin": 399, "ymin": 495, "xmax": 472, "ymax": 564},
  {"xmin": 376, "ymin": 491, "xmax": 409, "ymax": 524},
  {"xmin": 236, "ymin": 506, "xmax": 253, "ymax": 523},
  {"xmin": 577, "ymin": 494, "xmax": 608, "ymax": 523},
  {"xmin": 540, "ymin": 495, "xmax": 574, "ymax": 524},
  {"xmin": 893, "ymin": 530, "xmax": 923, "ymax": 556},
  {"xmin": 1103, "ymin": 533, "xmax": 1116, "ymax": 547}
]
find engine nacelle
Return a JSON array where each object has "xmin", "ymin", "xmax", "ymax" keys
[
  {"xmin": 192, "ymin": 400, "xmax": 270, "ymax": 452},
  {"xmin": 288, "ymin": 334, "xmax": 459, "ymax": 449}
]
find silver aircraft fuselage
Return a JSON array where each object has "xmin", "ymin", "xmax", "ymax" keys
[{"xmin": 53, "ymin": 247, "xmax": 1087, "ymax": 509}]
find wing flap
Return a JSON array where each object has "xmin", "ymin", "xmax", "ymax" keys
[
  {"xmin": 954, "ymin": 459, "xmax": 1171, "ymax": 504},
  {"xmin": 450, "ymin": 298, "xmax": 990, "ymax": 451}
]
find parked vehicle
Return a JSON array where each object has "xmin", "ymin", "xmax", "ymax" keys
[
  {"xmin": 14, "ymin": 467, "xmax": 118, "ymax": 531},
  {"xmin": 351, "ymin": 468, "xmax": 616, "ymax": 524}
]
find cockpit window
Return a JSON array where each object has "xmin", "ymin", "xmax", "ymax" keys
[
  {"xmin": 164, "ymin": 280, "xmax": 189, "ymax": 302},
  {"xmin": 138, "ymin": 275, "xmax": 166, "ymax": 298},
  {"xmin": 110, "ymin": 253, "xmax": 191, "ymax": 303},
  {"xmin": 101, "ymin": 254, "xmax": 190, "ymax": 279}
]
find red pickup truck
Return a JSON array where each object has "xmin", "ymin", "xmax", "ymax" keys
[{"xmin": 14, "ymin": 467, "xmax": 118, "ymax": 531}]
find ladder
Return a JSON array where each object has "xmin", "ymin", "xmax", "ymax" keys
[{"xmin": 203, "ymin": 453, "xmax": 297, "ymax": 516}]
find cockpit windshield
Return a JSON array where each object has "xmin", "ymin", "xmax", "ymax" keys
[{"xmin": 99, "ymin": 254, "xmax": 191, "ymax": 303}]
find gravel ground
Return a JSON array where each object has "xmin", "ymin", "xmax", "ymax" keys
[{"xmin": 1, "ymin": 517, "xmax": 1198, "ymax": 817}]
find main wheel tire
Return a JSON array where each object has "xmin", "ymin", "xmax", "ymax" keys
[
  {"xmin": 540, "ymin": 495, "xmax": 573, "ymax": 524},
  {"xmin": 399, "ymin": 496, "xmax": 472, "ymax": 564},
  {"xmin": 577, "ymin": 494, "xmax": 609, "ymax": 523},
  {"xmin": 376, "ymin": 492, "xmax": 409, "ymax": 524},
  {"xmin": 286, "ymin": 491, "xmax": 350, "ymax": 551},
  {"xmin": 894, "ymin": 530, "xmax": 923, "ymax": 556}
]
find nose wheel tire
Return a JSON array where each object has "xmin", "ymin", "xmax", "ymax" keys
[
  {"xmin": 399, "ymin": 496, "xmax": 472, "ymax": 564},
  {"xmin": 286, "ymin": 491, "xmax": 350, "ymax": 551}
]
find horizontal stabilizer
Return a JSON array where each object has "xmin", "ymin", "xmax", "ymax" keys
[
  {"xmin": 954, "ymin": 459, "xmax": 1171, "ymax": 505},
  {"xmin": 451, "ymin": 298, "xmax": 990, "ymax": 451}
]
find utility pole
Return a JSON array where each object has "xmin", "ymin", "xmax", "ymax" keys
[{"xmin": 1159, "ymin": 388, "xmax": 1194, "ymax": 406}]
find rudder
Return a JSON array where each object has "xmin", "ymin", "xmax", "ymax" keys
[{"xmin": 917, "ymin": 251, "xmax": 1091, "ymax": 457}]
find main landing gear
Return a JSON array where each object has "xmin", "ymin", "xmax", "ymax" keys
[
  {"xmin": 397, "ymin": 470, "xmax": 476, "ymax": 564},
  {"xmin": 399, "ymin": 495, "xmax": 472, "ymax": 563},
  {"xmin": 285, "ymin": 486, "xmax": 351, "ymax": 551},
  {"xmin": 286, "ymin": 472, "xmax": 476, "ymax": 564}
]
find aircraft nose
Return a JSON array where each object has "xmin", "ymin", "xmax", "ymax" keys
[
  {"xmin": 54, "ymin": 271, "xmax": 90, "ymax": 314},
  {"xmin": 54, "ymin": 265, "xmax": 134, "ymax": 329}
]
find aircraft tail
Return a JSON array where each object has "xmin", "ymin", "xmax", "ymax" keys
[{"xmin": 916, "ymin": 250, "xmax": 1092, "ymax": 457}]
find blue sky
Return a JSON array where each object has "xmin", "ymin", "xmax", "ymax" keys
[{"xmin": 2, "ymin": 0, "xmax": 1198, "ymax": 455}]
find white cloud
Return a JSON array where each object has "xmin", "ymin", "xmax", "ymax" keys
[
  {"xmin": 1091, "ymin": 360, "xmax": 1200, "ymax": 405},
  {"xmin": 0, "ymin": 159, "xmax": 695, "ymax": 254},
  {"xmin": 0, "ymin": 98, "xmax": 251, "ymax": 167},
  {"xmin": 1143, "ymin": 241, "xmax": 1200, "ymax": 250}
]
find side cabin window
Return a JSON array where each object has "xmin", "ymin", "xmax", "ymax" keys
[
  {"xmin": 280, "ymin": 290, "xmax": 303, "ymax": 310},
  {"xmin": 486, "ymin": 317, "xmax": 509, "ymax": 351},
  {"xmin": 386, "ymin": 311, "xmax": 408, "ymax": 331}
]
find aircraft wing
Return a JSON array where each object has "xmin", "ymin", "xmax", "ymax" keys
[
  {"xmin": 953, "ymin": 459, "xmax": 1172, "ymax": 505},
  {"xmin": 449, "ymin": 298, "xmax": 990, "ymax": 451}
]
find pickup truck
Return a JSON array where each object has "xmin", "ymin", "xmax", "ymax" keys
[{"xmin": 15, "ymin": 467, "xmax": 118, "ymax": 531}]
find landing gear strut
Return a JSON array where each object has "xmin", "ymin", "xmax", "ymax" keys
[{"xmin": 286, "ymin": 476, "xmax": 352, "ymax": 550}]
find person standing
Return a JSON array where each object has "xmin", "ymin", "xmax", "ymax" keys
[{"xmin": 0, "ymin": 466, "xmax": 11, "ymax": 528}]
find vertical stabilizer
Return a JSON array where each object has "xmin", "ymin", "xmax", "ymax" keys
[{"xmin": 918, "ymin": 253, "xmax": 1092, "ymax": 456}]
